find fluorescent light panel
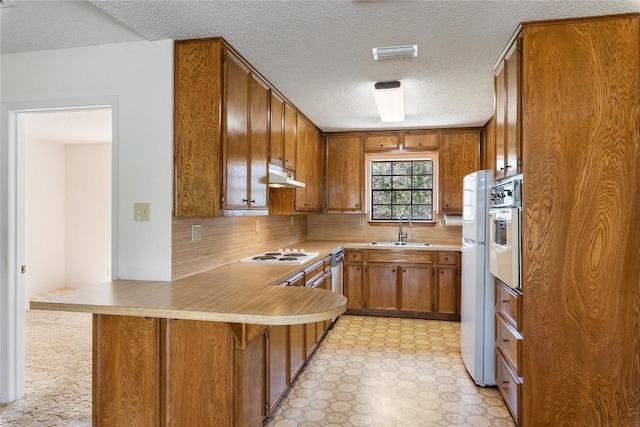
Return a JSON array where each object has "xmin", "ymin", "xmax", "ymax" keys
[
  {"xmin": 373, "ymin": 81, "xmax": 404, "ymax": 123},
  {"xmin": 372, "ymin": 44, "xmax": 417, "ymax": 60}
]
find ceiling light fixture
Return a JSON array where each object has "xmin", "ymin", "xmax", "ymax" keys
[
  {"xmin": 0, "ymin": 0, "xmax": 15, "ymax": 8},
  {"xmin": 372, "ymin": 44, "xmax": 417, "ymax": 60},
  {"xmin": 373, "ymin": 81, "xmax": 404, "ymax": 123}
]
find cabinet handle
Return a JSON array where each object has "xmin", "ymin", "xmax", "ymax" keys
[
  {"xmin": 392, "ymin": 269, "xmax": 396, "ymax": 273},
  {"xmin": 502, "ymin": 299, "xmax": 509, "ymax": 304},
  {"xmin": 380, "ymin": 143, "xmax": 384, "ymax": 147},
  {"xmin": 503, "ymin": 380, "xmax": 510, "ymax": 385},
  {"xmin": 502, "ymin": 338, "xmax": 510, "ymax": 343},
  {"xmin": 403, "ymin": 269, "xmax": 406, "ymax": 273}
]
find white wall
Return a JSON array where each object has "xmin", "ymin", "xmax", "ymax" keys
[
  {"xmin": 65, "ymin": 143, "xmax": 112, "ymax": 288},
  {"xmin": 25, "ymin": 138, "xmax": 66, "ymax": 298},
  {"xmin": 1, "ymin": 40, "xmax": 173, "ymax": 280}
]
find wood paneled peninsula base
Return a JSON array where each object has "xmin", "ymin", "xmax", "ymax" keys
[{"xmin": 31, "ymin": 259, "xmax": 346, "ymax": 427}]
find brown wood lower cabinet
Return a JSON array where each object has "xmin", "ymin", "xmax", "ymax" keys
[
  {"xmin": 343, "ymin": 249, "xmax": 461, "ymax": 321},
  {"xmin": 266, "ymin": 324, "xmax": 288, "ymax": 415},
  {"xmin": 93, "ymin": 314, "xmax": 266, "ymax": 427}
]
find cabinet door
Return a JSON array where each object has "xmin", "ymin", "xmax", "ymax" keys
[
  {"xmin": 366, "ymin": 264, "xmax": 398, "ymax": 310},
  {"xmin": 434, "ymin": 267, "xmax": 457, "ymax": 314},
  {"xmin": 249, "ymin": 73, "xmax": 269, "ymax": 209},
  {"xmin": 326, "ymin": 135, "xmax": 363, "ymax": 212},
  {"xmin": 305, "ymin": 322, "xmax": 317, "ymax": 358},
  {"xmin": 223, "ymin": 51, "xmax": 251, "ymax": 210},
  {"xmin": 494, "ymin": 64, "xmax": 507, "ymax": 180},
  {"xmin": 266, "ymin": 325, "xmax": 288, "ymax": 415},
  {"xmin": 270, "ymin": 92, "xmax": 285, "ymax": 168},
  {"xmin": 289, "ymin": 323, "xmax": 305, "ymax": 382},
  {"xmin": 402, "ymin": 131, "xmax": 439, "ymax": 150},
  {"xmin": 440, "ymin": 131, "xmax": 480, "ymax": 213},
  {"xmin": 364, "ymin": 133, "xmax": 400, "ymax": 151},
  {"xmin": 93, "ymin": 315, "xmax": 160, "ymax": 426},
  {"xmin": 505, "ymin": 39, "xmax": 522, "ymax": 178},
  {"xmin": 344, "ymin": 263, "xmax": 365, "ymax": 309},
  {"xmin": 174, "ymin": 40, "xmax": 222, "ymax": 217},
  {"xmin": 294, "ymin": 116, "xmax": 310, "ymax": 210},
  {"xmin": 400, "ymin": 266, "xmax": 433, "ymax": 312},
  {"xmin": 283, "ymin": 102, "xmax": 297, "ymax": 171}
]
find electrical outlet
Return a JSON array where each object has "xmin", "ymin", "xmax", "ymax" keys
[
  {"xmin": 134, "ymin": 203, "xmax": 150, "ymax": 221},
  {"xmin": 359, "ymin": 217, "xmax": 365, "ymax": 226},
  {"xmin": 191, "ymin": 224, "xmax": 201, "ymax": 241}
]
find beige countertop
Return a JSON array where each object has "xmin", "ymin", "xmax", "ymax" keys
[{"xmin": 30, "ymin": 240, "xmax": 460, "ymax": 325}]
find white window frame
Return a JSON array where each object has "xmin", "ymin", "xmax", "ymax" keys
[{"xmin": 365, "ymin": 152, "xmax": 439, "ymax": 223}]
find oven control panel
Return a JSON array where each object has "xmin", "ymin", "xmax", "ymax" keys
[{"xmin": 490, "ymin": 175, "xmax": 522, "ymax": 208}]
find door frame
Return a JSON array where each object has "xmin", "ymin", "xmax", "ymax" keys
[{"xmin": 0, "ymin": 96, "xmax": 119, "ymax": 403}]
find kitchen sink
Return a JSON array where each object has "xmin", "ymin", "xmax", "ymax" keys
[{"xmin": 368, "ymin": 242, "xmax": 432, "ymax": 247}]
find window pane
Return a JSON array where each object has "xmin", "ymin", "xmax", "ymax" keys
[
  {"xmin": 372, "ymin": 190, "xmax": 392, "ymax": 205},
  {"xmin": 412, "ymin": 205, "xmax": 433, "ymax": 220},
  {"xmin": 412, "ymin": 190, "xmax": 432, "ymax": 205},
  {"xmin": 372, "ymin": 162, "xmax": 391, "ymax": 176},
  {"xmin": 412, "ymin": 160, "xmax": 432, "ymax": 175},
  {"xmin": 392, "ymin": 162, "xmax": 412, "ymax": 175},
  {"xmin": 392, "ymin": 205, "xmax": 411, "ymax": 219},
  {"xmin": 392, "ymin": 176, "xmax": 411, "ymax": 189},
  {"xmin": 392, "ymin": 190, "xmax": 411, "ymax": 205},
  {"xmin": 412, "ymin": 175, "xmax": 433, "ymax": 189},
  {"xmin": 372, "ymin": 175, "xmax": 391, "ymax": 190},
  {"xmin": 372, "ymin": 205, "xmax": 392, "ymax": 220}
]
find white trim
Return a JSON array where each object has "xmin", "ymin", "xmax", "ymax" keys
[{"xmin": 0, "ymin": 96, "xmax": 118, "ymax": 403}]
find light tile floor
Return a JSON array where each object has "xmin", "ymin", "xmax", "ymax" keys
[
  {"xmin": 0, "ymin": 310, "xmax": 515, "ymax": 427},
  {"xmin": 266, "ymin": 315, "xmax": 515, "ymax": 427}
]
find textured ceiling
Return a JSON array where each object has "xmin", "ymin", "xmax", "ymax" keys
[{"xmin": 2, "ymin": 0, "xmax": 640, "ymax": 132}]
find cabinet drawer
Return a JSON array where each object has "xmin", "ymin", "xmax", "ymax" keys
[
  {"xmin": 287, "ymin": 272, "xmax": 305, "ymax": 287},
  {"xmin": 364, "ymin": 134, "xmax": 400, "ymax": 151},
  {"xmin": 402, "ymin": 132, "xmax": 438, "ymax": 150},
  {"xmin": 435, "ymin": 252, "xmax": 457, "ymax": 265},
  {"xmin": 345, "ymin": 250, "xmax": 364, "ymax": 262},
  {"xmin": 366, "ymin": 250, "xmax": 433, "ymax": 264},
  {"xmin": 304, "ymin": 261, "xmax": 325, "ymax": 286},
  {"xmin": 496, "ymin": 349, "xmax": 521, "ymax": 424},
  {"xmin": 496, "ymin": 314, "xmax": 522, "ymax": 375},
  {"xmin": 496, "ymin": 280, "xmax": 520, "ymax": 329}
]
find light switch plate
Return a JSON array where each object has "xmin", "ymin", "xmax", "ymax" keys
[
  {"xmin": 134, "ymin": 203, "xmax": 150, "ymax": 221},
  {"xmin": 191, "ymin": 224, "xmax": 201, "ymax": 241}
]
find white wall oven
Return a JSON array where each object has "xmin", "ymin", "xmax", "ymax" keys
[{"xmin": 489, "ymin": 176, "xmax": 522, "ymax": 289}]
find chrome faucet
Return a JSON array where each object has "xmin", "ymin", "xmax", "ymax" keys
[{"xmin": 398, "ymin": 213, "xmax": 413, "ymax": 242}]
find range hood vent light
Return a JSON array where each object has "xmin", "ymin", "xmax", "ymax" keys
[{"xmin": 268, "ymin": 168, "xmax": 305, "ymax": 189}]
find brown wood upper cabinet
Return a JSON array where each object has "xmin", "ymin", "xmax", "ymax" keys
[
  {"xmin": 295, "ymin": 116, "xmax": 322, "ymax": 212},
  {"xmin": 174, "ymin": 38, "xmax": 270, "ymax": 217},
  {"xmin": 364, "ymin": 132, "xmax": 400, "ymax": 151},
  {"xmin": 222, "ymin": 50, "xmax": 269, "ymax": 213},
  {"xmin": 270, "ymin": 93, "xmax": 297, "ymax": 172},
  {"xmin": 401, "ymin": 130, "xmax": 439, "ymax": 150},
  {"xmin": 494, "ymin": 34, "xmax": 522, "ymax": 180},
  {"xmin": 440, "ymin": 130, "xmax": 480, "ymax": 213},
  {"xmin": 325, "ymin": 134, "xmax": 364, "ymax": 213}
]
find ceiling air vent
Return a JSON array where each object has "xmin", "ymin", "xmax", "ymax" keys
[{"xmin": 372, "ymin": 44, "xmax": 417, "ymax": 60}]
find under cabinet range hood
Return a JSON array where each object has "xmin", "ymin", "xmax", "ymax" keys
[{"xmin": 268, "ymin": 168, "xmax": 305, "ymax": 188}]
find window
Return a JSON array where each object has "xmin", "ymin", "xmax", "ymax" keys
[{"xmin": 368, "ymin": 155, "xmax": 436, "ymax": 222}]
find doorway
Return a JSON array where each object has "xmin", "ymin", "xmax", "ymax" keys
[
  {"xmin": 23, "ymin": 107, "xmax": 112, "ymax": 305},
  {"xmin": 0, "ymin": 97, "xmax": 118, "ymax": 403}
]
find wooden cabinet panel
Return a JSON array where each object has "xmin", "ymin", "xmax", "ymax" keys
[
  {"xmin": 163, "ymin": 319, "xmax": 235, "ymax": 426},
  {"xmin": 283, "ymin": 102, "xmax": 297, "ymax": 171},
  {"xmin": 402, "ymin": 131, "xmax": 438, "ymax": 150},
  {"xmin": 400, "ymin": 266, "xmax": 433, "ymax": 312},
  {"xmin": 270, "ymin": 92, "xmax": 285, "ymax": 168},
  {"xmin": 266, "ymin": 325, "xmax": 288, "ymax": 415},
  {"xmin": 434, "ymin": 268, "xmax": 457, "ymax": 314},
  {"xmin": 364, "ymin": 133, "xmax": 400, "ymax": 151},
  {"xmin": 295, "ymin": 117, "xmax": 322, "ymax": 212},
  {"xmin": 223, "ymin": 51, "xmax": 251, "ymax": 210},
  {"xmin": 440, "ymin": 131, "xmax": 480, "ymax": 213},
  {"xmin": 305, "ymin": 322, "xmax": 317, "ymax": 358},
  {"xmin": 505, "ymin": 40, "xmax": 521, "ymax": 177},
  {"xmin": 367, "ymin": 250, "xmax": 433, "ymax": 264},
  {"xmin": 496, "ymin": 314, "xmax": 522, "ymax": 375},
  {"xmin": 344, "ymin": 263, "xmax": 365, "ymax": 309},
  {"xmin": 345, "ymin": 250, "xmax": 364, "ymax": 262},
  {"xmin": 496, "ymin": 279, "xmax": 520, "ymax": 329},
  {"xmin": 366, "ymin": 264, "xmax": 398, "ymax": 310},
  {"xmin": 494, "ymin": 64, "xmax": 507, "ymax": 180},
  {"xmin": 93, "ymin": 315, "xmax": 160, "ymax": 427},
  {"xmin": 326, "ymin": 135, "xmax": 364, "ymax": 212},
  {"xmin": 174, "ymin": 40, "xmax": 222, "ymax": 217},
  {"xmin": 288, "ymin": 323, "xmax": 305, "ymax": 382},
  {"xmin": 249, "ymin": 73, "xmax": 269, "ymax": 209}
]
